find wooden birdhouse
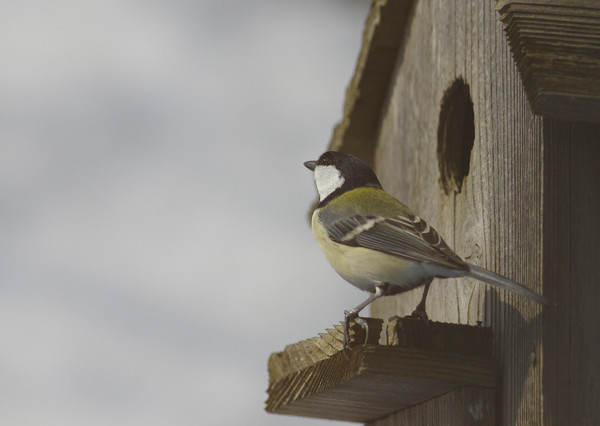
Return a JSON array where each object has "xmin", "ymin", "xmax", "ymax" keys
[{"xmin": 267, "ymin": 1, "xmax": 600, "ymax": 424}]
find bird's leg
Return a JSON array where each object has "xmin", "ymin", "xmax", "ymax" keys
[
  {"xmin": 354, "ymin": 317, "xmax": 369, "ymax": 345},
  {"xmin": 411, "ymin": 281, "xmax": 431, "ymax": 321},
  {"xmin": 343, "ymin": 284, "xmax": 387, "ymax": 352}
]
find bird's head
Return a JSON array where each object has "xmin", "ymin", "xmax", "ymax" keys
[{"xmin": 304, "ymin": 151, "xmax": 382, "ymax": 203}]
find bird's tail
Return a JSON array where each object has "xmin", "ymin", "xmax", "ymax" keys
[{"xmin": 466, "ymin": 264, "xmax": 555, "ymax": 307}]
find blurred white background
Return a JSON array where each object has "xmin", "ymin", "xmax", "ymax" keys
[{"xmin": 0, "ymin": 1, "xmax": 370, "ymax": 425}]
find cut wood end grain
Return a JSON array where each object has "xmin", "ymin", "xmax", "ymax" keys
[
  {"xmin": 496, "ymin": 0, "xmax": 600, "ymax": 122},
  {"xmin": 267, "ymin": 318, "xmax": 384, "ymax": 386},
  {"xmin": 266, "ymin": 316, "xmax": 495, "ymax": 423}
]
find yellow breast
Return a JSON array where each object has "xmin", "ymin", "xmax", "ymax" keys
[{"xmin": 311, "ymin": 208, "xmax": 429, "ymax": 294}]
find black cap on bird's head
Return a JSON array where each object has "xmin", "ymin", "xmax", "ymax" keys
[{"xmin": 304, "ymin": 151, "xmax": 382, "ymax": 204}]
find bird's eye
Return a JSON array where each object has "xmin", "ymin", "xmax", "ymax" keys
[{"xmin": 320, "ymin": 155, "xmax": 332, "ymax": 165}]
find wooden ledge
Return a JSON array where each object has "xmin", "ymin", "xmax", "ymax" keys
[
  {"xmin": 496, "ymin": 0, "xmax": 600, "ymax": 122},
  {"xmin": 266, "ymin": 317, "xmax": 495, "ymax": 423}
]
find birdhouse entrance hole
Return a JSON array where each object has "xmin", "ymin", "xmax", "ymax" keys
[{"xmin": 437, "ymin": 77, "xmax": 475, "ymax": 194}]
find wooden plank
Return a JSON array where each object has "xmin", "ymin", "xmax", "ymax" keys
[
  {"xmin": 372, "ymin": 1, "xmax": 546, "ymax": 424},
  {"xmin": 369, "ymin": 386, "xmax": 495, "ymax": 426},
  {"xmin": 543, "ymin": 121, "xmax": 600, "ymax": 424},
  {"xmin": 266, "ymin": 318, "xmax": 495, "ymax": 423},
  {"xmin": 541, "ymin": 119, "xmax": 571, "ymax": 425},
  {"xmin": 386, "ymin": 317, "xmax": 492, "ymax": 358},
  {"xmin": 329, "ymin": 0, "xmax": 414, "ymax": 166},
  {"xmin": 267, "ymin": 318, "xmax": 383, "ymax": 386},
  {"xmin": 567, "ymin": 123, "xmax": 600, "ymax": 424},
  {"xmin": 496, "ymin": 0, "xmax": 600, "ymax": 122}
]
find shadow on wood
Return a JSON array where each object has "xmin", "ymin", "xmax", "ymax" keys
[{"xmin": 266, "ymin": 317, "xmax": 495, "ymax": 423}]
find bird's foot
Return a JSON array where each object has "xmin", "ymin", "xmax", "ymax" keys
[
  {"xmin": 342, "ymin": 310, "xmax": 369, "ymax": 356},
  {"xmin": 410, "ymin": 303, "xmax": 430, "ymax": 323},
  {"xmin": 342, "ymin": 310, "xmax": 354, "ymax": 355}
]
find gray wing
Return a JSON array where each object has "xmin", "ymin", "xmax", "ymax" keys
[{"xmin": 324, "ymin": 214, "xmax": 467, "ymax": 271}]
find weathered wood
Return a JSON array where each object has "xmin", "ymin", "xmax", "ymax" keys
[
  {"xmin": 542, "ymin": 121, "xmax": 600, "ymax": 425},
  {"xmin": 386, "ymin": 317, "xmax": 492, "ymax": 358},
  {"xmin": 330, "ymin": 0, "xmax": 414, "ymax": 166},
  {"xmin": 266, "ymin": 318, "xmax": 495, "ymax": 423},
  {"xmin": 267, "ymin": 318, "xmax": 384, "ymax": 386},
  {"xmin": 369, "ymin": 386, "xmax": 495, "ymax": 426},
  {"xmin": 370, "ymin": 2, "xmax": 547, "ymax": 424},
  {"xmin": 564, "ymin": 124, "xmax": 600, "ymax": 424},
  {"xmin": 496, "ymin": 0, "xmax": 600, "ymax": 122}
]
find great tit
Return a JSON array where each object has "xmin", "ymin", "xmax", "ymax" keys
[{"xmin": 304, "ymin": 151, "xmax": 553, "ymax": 346}]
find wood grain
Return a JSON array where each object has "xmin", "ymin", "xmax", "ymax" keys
[
  {"xmin": 542, "ymin": 121, "xmax": 600, "ymax": 425},
  {"xmin": 267, "ymin": 318, "xmax": 383, "ymax": 386},
  {"xmin": 372, "ymin": 1, "xmax": 545, "ymax": 424},
  {"xmin": 496, "ymin": 0, "xmax": 600, "ymax": 122},
  {"xmin": 266, "ymin": 318, "xmax": 495, "ymax": 423},
  {"xmin": 329, "ymin": 0, "xmax": 414, "ymax": 166},
  {"xmin": 566, "ymin": 124, "xmax": 600, "ymax": 424},
  {"xmin": 369, "ymin": 386, "xmax": 495, "ymax": 426}
]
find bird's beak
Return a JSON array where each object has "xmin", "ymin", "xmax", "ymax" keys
[{"xmin": 303, "ymin": 160, "xmax": 316, "ymax": 171}]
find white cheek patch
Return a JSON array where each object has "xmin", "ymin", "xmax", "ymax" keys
[{"xmin": 314, "ymin": 165, "xmax": 345, "ymax": 201}]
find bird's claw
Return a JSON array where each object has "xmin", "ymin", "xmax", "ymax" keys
[
  {"xmin": 342, "ymin": 311, "xmax": 354, "ymax": 354},
  {"xmin": 410, "ymin": 304, "xmax": 430, "ymax": 323},
  {"xmin": 342, "ymin": 311, "xmax": 369, "ymax": 356}
]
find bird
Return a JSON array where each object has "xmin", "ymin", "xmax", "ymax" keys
[{"xmin": 304, "ymin": 150, "xmax": 553, "ymax": 349}]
